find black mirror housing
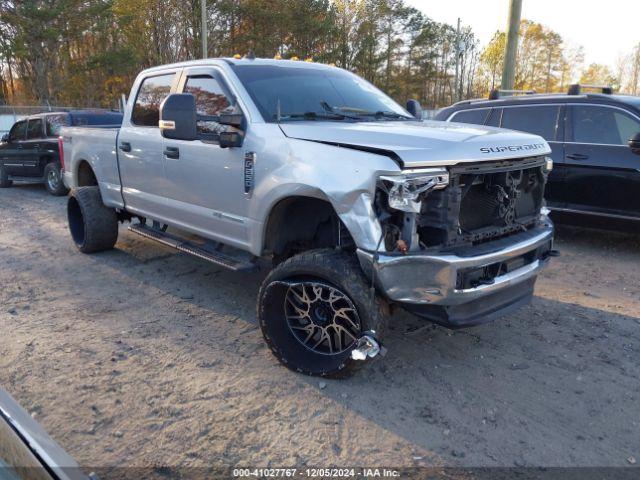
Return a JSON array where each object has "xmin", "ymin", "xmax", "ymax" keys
[
  {"xmin": 218, "ymin": 113, "xmax": 244, "ymax": 128},
  {"xmin": 406, "ymin": 99, "xmax": 422, "ymax": 120},
  {"xmin": 160, "ymin": 94, "xmax": 198, "ymax": 141},
  {"xmin": 629, "ymin": 132, "xmax": 640, "ymax": 155},
  {"xmin": 1, "ymin": 133, "xmax": 8, "ymax": 143},
  {"xmin": 219, "ymin": 131, "xmax": 243, "ymax": 148}
]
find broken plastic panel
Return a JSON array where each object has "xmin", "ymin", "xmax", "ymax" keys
[{"xmin": 379, "ymin": 170, "xmax": 449, "ymax": 213}]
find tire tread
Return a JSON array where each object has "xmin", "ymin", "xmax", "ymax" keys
[
  {"xmin": 258, "ymin": 248, "xmax": 386, "ymax": 378},
  {"xmin": 69, "ymin": 186, "xmax": 118, "ymax": 253}
]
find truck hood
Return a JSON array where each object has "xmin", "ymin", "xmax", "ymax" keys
[{"xmin": 279, "ymin": 120, "xmax": 551, "ymax": 168}]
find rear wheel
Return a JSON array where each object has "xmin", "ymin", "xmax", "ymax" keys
[
  {"xmin": 44, "ymin": 162, "xmax": 69, "ymax": 196},
  {"xmin": 67, "ymin": 186, "xmax": 118, "ymax": 253},
  {"xmin": 0, "ymin": 165, "xmax": 12, "ymax": 188},
  {"xmin": 258, "ymin": 249, "xmax": 387, "ymax": 378}
]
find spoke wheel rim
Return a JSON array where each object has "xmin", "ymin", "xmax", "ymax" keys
[
  {"xmin": 284, "ymin": 281, "xmax": 361, "ymax": 355},
  {"xmin": 47, "ymin": 169, "xmax": 59, "ymax": 189}
]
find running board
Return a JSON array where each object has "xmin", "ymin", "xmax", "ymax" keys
[
  {"xmin": 128, "ymin": 223, "xmax": 258, "ymax": 272},
  {"xmin": 8, "ymin": 176, "xmax": 45, "ymax": 183}
]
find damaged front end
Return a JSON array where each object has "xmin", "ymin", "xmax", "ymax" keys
[
  {"xmin": 362, "ymin": 155, "xmax": 556, "ymax": 328},
  {"xmin": 375, "ymin": 156, "xmax": 551, "ymax": 252}
]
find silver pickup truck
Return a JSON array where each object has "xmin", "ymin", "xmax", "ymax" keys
[{"xmin": 62, "ymin": 57, "xmax": 555, "ymax": 378}]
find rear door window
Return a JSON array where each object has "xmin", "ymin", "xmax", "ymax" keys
[
  {"xmin": 26, "ymin": 118, "xmax": 43, "ymax": 140},
  {"xmin": 571, "ymin": 105, "xmax": 640, "ymax": 145},
  {"xmin": 131, "ymin": 73, "xmax": 175, "ymax": 127},
  {"xmin": 46, "ymin": 114, "xmax": 69, "ymax": 137},
  {"xmin": 500, "ymin": 105, "xmax": 560, "ymax": 141},
  {"xmin": 450, "ymin": 108, "xmax": 490, "ymax": 125},
  {"xmin": 9, "ymin": 120, "xmax": 27, "ymax": 142}
]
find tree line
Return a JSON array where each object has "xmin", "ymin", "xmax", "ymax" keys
[{"xmin": 1, "ymin": 0, "xmax": 639, "ymax": 110}]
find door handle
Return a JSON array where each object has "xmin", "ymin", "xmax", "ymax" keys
[
  {"xmin": 16, "ymin": 145, "xmax": 23, "ymax": 150},
  {"xmin": 566, "ymin": 153, "xmax": 589, "ymax": 160},
  {"xmin": 164, "ymin": 146, "xmax": 179, "ymax": 159},
  {"xmin": 119, "ymin": 142, "xmax": 132, "ymax": 152}
]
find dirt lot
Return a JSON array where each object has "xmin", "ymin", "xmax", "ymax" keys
[{"xmin": 1, "ymin": 184, "xmax": 639, "ymax": 474}]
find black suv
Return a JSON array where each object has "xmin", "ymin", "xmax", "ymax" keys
[
  {"xmin": 435, "ymin": 85, "xmax": 640, "ymax": 222},
  {"xmin": 0, "ymin": 110, "xmax": 122, "ymax": 196}
]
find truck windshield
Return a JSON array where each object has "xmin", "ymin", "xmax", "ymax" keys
[{"xmin": 231, "ymin": 64, "xmax": 414, "ymax": 123}]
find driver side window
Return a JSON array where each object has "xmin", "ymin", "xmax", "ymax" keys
[
  {"xmin": 572, "ymin": 105, "xmax": 640, "ymax": 145},
  {"xmin": 9, "ymin": 120, "xmax": 27, "ymax": 142},
  {"xmin": 615, "ymin": 110, "xmax": 640, "ymax": 143},
  {"xmin": 183, "ymin": 75, "xmax": 232, "ymax": 140}
]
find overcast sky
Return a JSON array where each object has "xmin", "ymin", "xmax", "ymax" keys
[{"xmin": 405, "ymin": 0, "xmax": 639, "ymax": 67}]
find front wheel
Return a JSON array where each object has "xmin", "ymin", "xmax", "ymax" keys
[
  {"xmin": 0, "ymin": 165, "xmax": 12, "ymax": 188},
  {"xmin": 44, "ymin": 162, "xmax": 69, "ymax": 196},
  {"xmin": 258, "ymin": 249, "xmax": 387, "ymax": 378}
]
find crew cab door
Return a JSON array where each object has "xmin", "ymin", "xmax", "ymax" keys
[
  {"xmin": 117, "ymin": 71, "xmax": 180, "ymax": 217},
  {"xmin": 24, "ymin": 117, "xmax": 45, "ymax": 175},
  {"xmin": 0, "ymin": 120, "xmax": 28, "ymax": 174},
  {"xmin": 564, "ymin": 104, "xmax": 640, "ymax": 219},
  {"xmin": 160, "ymin": 67, "xmax": 250, "ymax": 247}
]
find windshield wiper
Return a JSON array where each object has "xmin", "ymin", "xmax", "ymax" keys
[
  {"xmin": 276, "ymin": 111, "xmax": 350, "ymax": 122},
  {"xmin": 320, "ymin": 102, "xmax": 361, "ymax": 120},
  {"xmin": 336, "ymin": 108, "xmax": 415, "ymax": 120}
]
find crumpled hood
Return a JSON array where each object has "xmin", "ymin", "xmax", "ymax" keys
[{"xmin": 280, "ymin": 120, "xmax": 551, "ymax": 168}]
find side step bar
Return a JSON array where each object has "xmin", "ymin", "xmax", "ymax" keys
[{"xmin": 128, "ymin": 223, "xmax": 258, "ymax": 272}]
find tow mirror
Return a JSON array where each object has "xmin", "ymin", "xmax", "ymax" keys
[
  {"xmin": 629, "ymin": 132, "xmax": 640, "ymax": 155},
  {"xmin": 406, "ymin": 99, "xmax": 422, "ymax": 120},
  {"xmin": 1, "ymin": 133, "xmax": 8, "ymax": 143},
  {"xmin": 159, "ymin": 94, "xmax": 198, "ymax": 141},
  {"xmin": 219, "ymin": 131, "xmax": 243, "ymax": 148},
  {"xmin": 218, "ymin": 113, "xmax": 244, "ymax": 128}
]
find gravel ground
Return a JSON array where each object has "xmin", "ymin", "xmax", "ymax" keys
[{"xmin": 1, "ymin": 184, "xmax": 639, "ymax": 475}]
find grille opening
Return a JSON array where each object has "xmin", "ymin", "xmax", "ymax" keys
[
  {"xmin": 418, "ymin": 158, "xmax": 546, "ymax": 249},
  {"xmin": 459, "ymin": 168, "xmax": 542, "ymax": 233}
]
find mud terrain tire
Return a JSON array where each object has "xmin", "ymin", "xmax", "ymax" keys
[
  {"xmin": 258, "ymin": 249, "xmax": 387, "ymax": 378},
  {"xmin": 67, "ymin": 186, "xmax": 118, "ymax": 253}
]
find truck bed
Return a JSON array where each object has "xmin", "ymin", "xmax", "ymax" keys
[{"xmin": 61, "ymin": 126, "xmax": 124, "ymax": 209}]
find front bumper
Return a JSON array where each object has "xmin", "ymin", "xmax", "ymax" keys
[{"xmin": 357, "ymin": 221, "xmax": 554, "ymax": 328}]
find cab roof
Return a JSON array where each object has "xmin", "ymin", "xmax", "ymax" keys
[{"xmin": 142, "ymin": 57, "xmax": 337, "ymax": 75}]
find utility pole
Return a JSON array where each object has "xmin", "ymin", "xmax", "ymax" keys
[
  {"xmin": 201, "ymin": 0, "xmax": 207, "ymax": 59},
  {"xmin": 501, "ymin": 0, "xmax": 522, "ymax": 91},
  {"xmin": 454, "ymin": 17, "xmax": 461, "ymax": 102}
]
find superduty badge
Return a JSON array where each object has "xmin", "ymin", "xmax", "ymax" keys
[{"xmin": 244, "ymin": 152, "xmax": 256, "ymax": 196}]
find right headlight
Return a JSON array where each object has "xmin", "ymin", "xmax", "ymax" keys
[
  {"xmin": 545, "ymin": 157, "xmax": 553, "ymax": 172},
  {"xmin": 378, "ymin": 169, "xmax": 449, "ymax": 213}
]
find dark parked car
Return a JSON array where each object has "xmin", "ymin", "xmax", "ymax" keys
[
  {"xmin": 436, "ymin": 85, "xmax": 640, "ymax": 222},
  {"xmin": 0, "ymin": 110, "xmax": 123, "ymax": 196}
]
